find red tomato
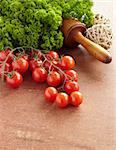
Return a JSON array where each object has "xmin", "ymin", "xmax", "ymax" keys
[
  {"xmin": 52, "ymin": 60, "xmax": 61, "ymax": 69},
  {"xmin": 6, "ymin": 71, "xmax": 23, "ymax": 88},
  {"xmin": 43, "ymin": 60, "xmax": 51, "ymax": 71},
  {"xmin": 61, "ymin": 56, "xmax": 75, "ymax": 70},
  {"xmin": 69, "ymin": 91, "xmax": 83, "ymax": 106},
  {"xmin": 22, "ymin": 55, "xmax": 29, "ymax": 61},
  {"xmin": 64, "ymin": 81, "xmax": 79, "ymax": 94},
  {"xmin": 0, "ymin": 51, "xmax": 7, "ymax": 61},
  {"xmin": 48, "ymin": 51, "xmax": 59, "ymax": 60},
  {"xmin": 43, "ymin": 60, "xmax": 60, "ymax": 72},
  {"xmin": 66, "ymin": 70, "xmax": 78, "ymax": 82},
  {"xmin": 0, "ymin": 63, "xmax": 12, "ymax": 78},
  {"xmin": 45, "ymin": 53, "xmax": 52, "ymax": 60},
  {"xmin": 5, "ymin": 49, "xmax": 14, "ymax": 63},
  {"xmin": 32, "ymin": 67, "xmax": 47, "ymax": 83},
  {"xmin": 47, "ymin": 71, "xmax": 61, "ymax": 87},
  {"xmin": 44, "ymin": 87, "xmax": 58, "ymax": 103},
  {"xmin": 55, "ymin": 92, "xmax": 69, "ymax": 108},
  {"xmin": 16, "ymin": 52, "xmax": 29, "ymax": 61},
  {"xmin": 58, "ymin": 72, "xmax": 65, "ymax": 84},
  {"xmin": 29, "ymin": 59, "xmax": 42, "ymax": 71},
  {"xmin": 5, "ymin": 48, "xmax": 11, "ymax": 55},
  {"xmin": 0, "ymin": 49, "xmax": 13, "ymax": 63},
  {"xmin": 12, "ymin": 58, "xmax": 29, "ymax": 74}
]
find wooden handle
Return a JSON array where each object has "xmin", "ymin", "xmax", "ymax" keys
[{"xmin": 75, "ymin": 32, "xmax": 112, "ymax": 63}]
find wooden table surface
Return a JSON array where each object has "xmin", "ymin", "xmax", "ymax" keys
[{"xmin": 0, "ymin": 1, "xmax": 116, "ymax": 150}]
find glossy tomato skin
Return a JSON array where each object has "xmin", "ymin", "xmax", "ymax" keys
[
  {"xmin": 65, "ymin": 70, "xmax": 78, "ymax": 82},
  {"xmin": 52, "ymin": 60, "xmax": 62, "ymax": 69},
  {"xmin": 64, "ymin": 81, "xmax": 79, "ymax": 94},
  {"xmin": 61, "ymin": 56, "xmax": 75, "ymax": 70},
  {"xmin": 32, "ymin": 67, "xmax": 47, "ymax": 83},
  {"xmin": 6, "ymin": 71, "xmax": 23, "ymax": 88},
  {"xmin": 0, "ymin": 51, "xmax": 7, "ymax": 61},
  {"xmin": 48, "ymin": 51, "xmax": 59, "ymax": 60},
  {"xmin": 69, "ymin": 91, "xmax": 83, "ymax": 106},
  {"xmin": 44, "ymin": 87, "xmax": 58, "ymax": 103},
  {"xmin": 47, "ymin": 71, "xmax": 61, "ymax": 87},
  {"xmin": 12, "ymin": 58, "xmax": 29, "ymax": 74},
  {"xmin": 29, "ymin": 59, "xmax": 42, "ymax": 71},
  {"xmin": 55, "ymin": 92, "xmax": 69, "ymax": 108}
]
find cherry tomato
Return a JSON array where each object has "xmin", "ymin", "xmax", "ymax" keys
[
  {"xmin": 61, "ymin": 56, "xmax": 75, "ymax": 70},
  {"xmin": 16, "ymin": 52, "xmax": 29, "ymax": 61},
  {"xmin": 47, "ymin": 71, "xmax": 61, "ymax": 87},
  {"xmin": 44, "ymin": 87, "xmax": 58, "ymax": 103},
  {"xmin": 45, "ymin": 53, "xmax": 52, "ymax": 60},
  {"xmin": 64, "ymin": 81, "xmax": 79, "ymax": 94},
  {"xmin": 29, "ymin": 59, "xmax": 42, "ymax": 71},
  {"xmin": 43, "ymin": 60, "xmax": 59, "ymax": 72},
  {"xmin": 0, "ymin": 63, "xmax": 12, "ymax": 78},
  {"xmin": 52, "ymin": 60, "xmax": 62, "ymax": 71},
  {"xmin": 0, "ymin": 51, "xmax": 7, "ymax": 61},
  {"xmin": 48, "ymin": 51, "xmax": 59, "ymax": 60},
  {"xmin": 66, "ymin": 70, "xmax": 78, "ymax": 82},
  {"xmin": 0, "ymin": 49, "xmax": 13, "ymax": 63},
  {"xmin": 52, "ymin": 60, "xmax": 62, "ymax": 69},
  {"xmin": 55, "ymin": 92, "xmax": 69, "ymax": 108},
  {"xmin": 6, "ymin": 71, "xmax": 23, "ymax": 88},
  {"xmin": 32, "ymin": 67, "xmax": 47, "ymax": 83},
  {"xmin": 43, "ymin": 60, "xmax": 51, "ymax": 71},
  {"xmin": 69, "ymin": 91, "xmax": 83, "ymax": 106},
  {"xmin": 5, "ymin": 49, "xmax": 14, "ymax": 63},
  {"xmin": 12, "ymin": 58, "xmax": 29, "ymax": 74}
]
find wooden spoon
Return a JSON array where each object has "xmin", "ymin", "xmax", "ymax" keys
[{"xmin": 61, "ymin": 19, "xmax": 112, "ymax": 63}]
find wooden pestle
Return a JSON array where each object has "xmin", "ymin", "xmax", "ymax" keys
[{"xmin": 61, "ymin": 19, "xmax": 112, "ymax": 63}]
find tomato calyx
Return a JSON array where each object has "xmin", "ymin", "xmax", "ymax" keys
[
  {"xmin": 30, "ymin": 49, "xmax": 42, "ymax": 60},
  {"xmin": 16, "ymin": 52, "xmax": 29, "ymax": 61},
  {"xmin": 7, "ymin": 71, "xmax": 15, "ymax": 79}
]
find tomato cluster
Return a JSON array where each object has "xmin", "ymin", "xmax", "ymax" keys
[
  {"xmin": 43, "ymin": 52, "xmax": 83, "ymax": 108},
  {"xmin": 0, "ymin": 48, "xmax": 83, "ymax": 108},
  {"xmin": 0, "ymin": 48, "xmax": 29, "ymax": 88}
]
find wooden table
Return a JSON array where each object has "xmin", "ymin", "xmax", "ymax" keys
[{"xmin": 0, "ymin": 1, "xmax": 116, "ymax": 150}]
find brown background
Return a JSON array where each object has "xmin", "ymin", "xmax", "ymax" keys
[{"xmin": 0, "ymin": 1, "xmax": 116, "ymax": 150}]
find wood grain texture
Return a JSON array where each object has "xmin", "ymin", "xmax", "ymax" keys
[{"xmin": 0, "ymin": 1, "xmax": 116, "ymax": 150}]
